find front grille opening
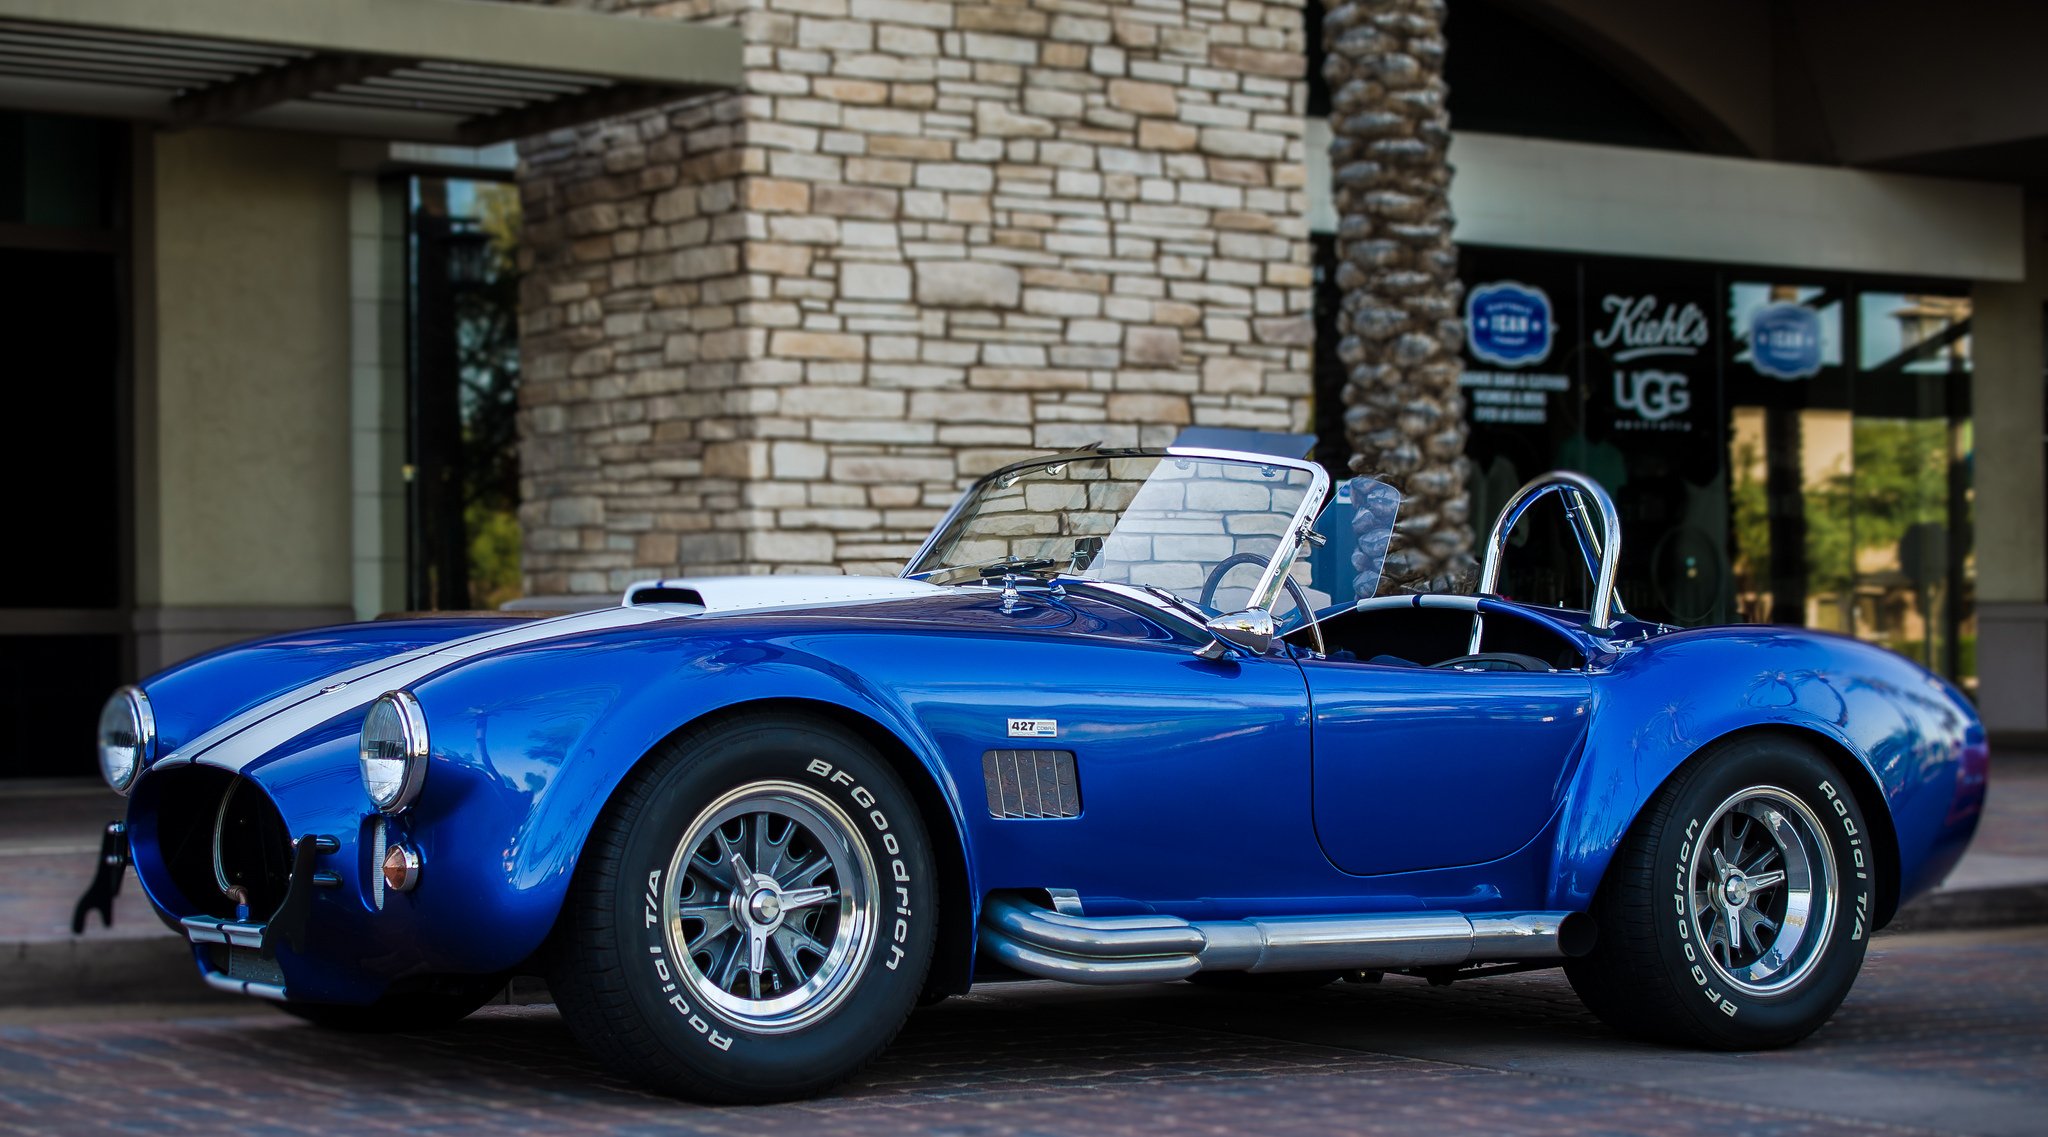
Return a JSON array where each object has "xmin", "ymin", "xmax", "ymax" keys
[{"xmin": 150, "ymin": 767, "xmax": 295, "ymax": 920}]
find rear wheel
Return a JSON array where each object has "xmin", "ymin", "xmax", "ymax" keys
[
  {"xmin": 549, "ymin": 713, "xmax": 937, "ymax": 1102},
  {"xmin": 1566, "ymin": 735, "xmax": 1876, "ymax": 1049}
]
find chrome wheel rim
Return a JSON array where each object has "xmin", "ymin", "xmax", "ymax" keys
[
  {"xmin": 661, "ymin": 780, "xmax": 878, "ymax": 1033},
  {"xmin": 1685, "ymin": 785, "xmax": 1838, "ymax": 997}
]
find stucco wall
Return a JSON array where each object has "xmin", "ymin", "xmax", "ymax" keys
[
  {"xmin": 1969, "ymin": 196, "xmax": 2048, "ymax": 739},
  {"xmin": 144, "ymin": 128, "xmax": 353, "ymax": 610}
]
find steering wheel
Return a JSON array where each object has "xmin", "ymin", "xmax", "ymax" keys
[
  {"xmin": 1427, "ymin": 652, "xmax": 1553, "ymax": 673},
  {"xmin": 1198, "ymin": 552, "xmax": 1270, "ymax": 611},
  {"xmin": 1196, "ymin": 553, "xmax": 1326, "ymax": 659}
]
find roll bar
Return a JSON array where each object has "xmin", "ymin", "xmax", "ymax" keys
[{"xmin": 1469, "ymin": 471, "xmax": 1628, "ymax": 653}]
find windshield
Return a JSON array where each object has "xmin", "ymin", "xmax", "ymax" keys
[{"xmin": 904, "ymin": 450, "xmax": 1329, "ymax": 617}]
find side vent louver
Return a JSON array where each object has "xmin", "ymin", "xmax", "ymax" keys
[{"xmin": 983, "ymin": 749, "xmax": 1080, "ymax": 819}]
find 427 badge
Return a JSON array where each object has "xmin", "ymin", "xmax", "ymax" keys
[{"xmin": 1006, "ymin": 718, "xmax": 1057, "ymax": 738}]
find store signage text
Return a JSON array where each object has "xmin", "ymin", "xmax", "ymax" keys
[
  {"xmin": 1465, "ymin": 280, "xmax": 1554, "ymax": 367},
  {"xmin": 1612, "ymin": 369, "xmax": 1692, "ymax": 430},
  {"xmin": 1462, "ymin": 370, "xmax": 1568, "ymax": 425},
  {"xmin": 1592, "ymin": 294, "xmax": 1710, "ymax": 361},
  {"xmin": 1749, "ymin": 302, "xmax": 1823, "ymax": 380}
]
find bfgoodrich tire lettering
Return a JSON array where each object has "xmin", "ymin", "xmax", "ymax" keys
[
  {"xmin": 1565, "ymin": 734, "xmax": 1875, "ymax": 1049},
  {"xmin": 549, "ymin": 713, "xmax": 937, "ymax": 1102}
]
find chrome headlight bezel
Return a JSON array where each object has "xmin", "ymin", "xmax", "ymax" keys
[
  {"xmin": 96, "ymin": 685, "xmax": 154, "ymax": 795},
  {"xmin": 359, "ymin": 691, "xmax": 429, "ymax": 814}
]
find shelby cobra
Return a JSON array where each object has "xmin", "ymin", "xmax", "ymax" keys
[{"xmin": 84, "ymin": 444, "xmax": 1985, "ymax": 1102}]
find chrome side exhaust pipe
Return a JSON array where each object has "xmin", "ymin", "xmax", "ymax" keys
[{"xmin": 977, "ymin": 894, "xmax": 1596, "ymax": 986}]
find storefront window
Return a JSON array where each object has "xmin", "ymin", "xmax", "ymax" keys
[
  {"xmin": 1724, "ymin": 279, "xmax": 1853, "ymax": 635},
  {"xmin": 1312, "ymin": 246, "xmax": 1978, "ymax": 693},
  {"xmin": 1859, "ymin": 292, "xmax": 1971, "ymax": 373},
  {"xmin": 1730, "ymin": 282, "xmax": 1843, "ymax": 374},
  {"xmin": 1723, "ymin": 280, "xmax": 1973, "ymax": 689},
  {"xmin": 1849, "ymin": 293, "xmax": 1974, "ymax": 685},
  {"xmin": 409, "ymin": 177, "xmax": 524, "ymax": 611},
  {"xmin": 0, "ymin": 111, "xmax": 124, "ymax": 229},
  {"xmin": 0, "ymin": 112, "xmax": 129, "ymax": 777}
]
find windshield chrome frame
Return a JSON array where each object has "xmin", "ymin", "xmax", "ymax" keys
[{"xmin": 902, "ymin": 446, "xmax": 1332, "ymax": 623}]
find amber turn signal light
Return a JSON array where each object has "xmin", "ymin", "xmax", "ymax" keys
[{"xmin": 382, "ymin": 843, "xmax": 421, "ymax": 892}]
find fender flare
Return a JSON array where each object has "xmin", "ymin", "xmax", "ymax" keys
[{"xmin": 408, "ymin": 644, "xmax": 981, "ymax": 976}]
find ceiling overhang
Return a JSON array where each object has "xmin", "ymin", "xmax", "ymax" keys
[{"xmin": 0, "ymin": 0, "xmax": 740, "ymax": 144}]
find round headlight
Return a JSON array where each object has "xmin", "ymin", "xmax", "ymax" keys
[
  {"xmin": 96, "ymin": 686, "xmax": 154, "ymax": 794},
  {"xmin": 359, "ymin": 692, "xmax": 428, "ymax": 814}
]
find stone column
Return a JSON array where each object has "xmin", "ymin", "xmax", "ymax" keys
[{"xmin": 519, "ymin": 0, "xmax": 1315, "ymax": 596}]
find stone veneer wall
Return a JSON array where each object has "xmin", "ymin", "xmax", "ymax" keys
[{"xmin": 519, "ymin": 0, "xmax": 1314, "ymax": 596}]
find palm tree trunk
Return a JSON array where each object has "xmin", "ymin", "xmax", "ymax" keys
[{"xmin": 1323, "ymin": 0, "xmax": 1476, "ymax": 593}]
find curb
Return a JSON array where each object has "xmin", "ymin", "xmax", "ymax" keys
[
  {"xmin": 1887, "ymin": 882, "xmax": 2048, "ymax": 935},
  {"xmin": 0, "ymin": 934, "xmax": 555, "ymax": 1010},
  {"xmin": 0, "ymin": 934, "xmax": 236, "ymax": 1009},
  {"xmin": 8, "ymin": 887, "xmax": 2044, "ymax": 1009}
]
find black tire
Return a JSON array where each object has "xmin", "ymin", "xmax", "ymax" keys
[
  {"xmin": 1565, "ymin": 734, "xmax": 1877, "ymax": 1049},
  {"xmin": 548, "ymin": 712, "xmax": 939, "ymax": 1102},
  {"xmin": 277, "ymin": 979, "xmax": 502, "ymax": 1032}
]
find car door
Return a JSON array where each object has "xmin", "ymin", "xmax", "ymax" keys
[
  {"xmin": 1304, "ymin": 658, "xmax": 1592, "ymax": 876},
  {"xmin": 865, "ymin": 593, "xmax": 1322, "ymax": 907}
]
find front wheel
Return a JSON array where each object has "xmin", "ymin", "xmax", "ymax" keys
[
  {"xmin": 1566, "ymin": 735, "xmax": 1876, "ymax": 1049},
  {"xmin": 549, "ymin": 713, "xmax": 938, "ymax": 1102}
]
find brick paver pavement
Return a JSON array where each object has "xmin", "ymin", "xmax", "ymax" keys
[
  {"xmin": 1976, "ymin": 753, "xmax": 2048, "ymax": 859},
  {"xmin": 2, "ymin": 927, "xmax": 2041, "ymax": 1137}
]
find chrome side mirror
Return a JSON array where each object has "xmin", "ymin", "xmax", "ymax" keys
[{"xmin": 1204, "ymin": 609, "xmax": 1275, "ymax": 655}]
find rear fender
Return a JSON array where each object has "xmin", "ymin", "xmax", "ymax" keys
[{"xmin": 1550, "ymin": 627, "xmax": 1984, "ymax": 920}]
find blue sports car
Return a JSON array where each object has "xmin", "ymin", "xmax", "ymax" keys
[{"xmin": 85, "ymin": 442, "xmax": 1986, "ymax": 1102}]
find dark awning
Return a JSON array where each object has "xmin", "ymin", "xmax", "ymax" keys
[{"xmin": 0, "ymin": 0, "xmax": 739, "ymax": 144}]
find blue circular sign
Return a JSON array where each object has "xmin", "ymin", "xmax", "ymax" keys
[
  {"xmin": 1466, "ymin": 281, "xmax": 1554, "ymax": 368},
  {"xmin": 1749, "ymin": 302, "xmax": 1823, "ymax": 380}
]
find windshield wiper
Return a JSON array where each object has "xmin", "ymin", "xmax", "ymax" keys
[{"xmin": 928, "ymin": 556, "xmax": 1059, "ymax": 586}]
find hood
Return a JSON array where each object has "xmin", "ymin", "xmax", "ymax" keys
[{"xmin": 154, "ymin": 575, "xmax": 946, "ymax": 775}]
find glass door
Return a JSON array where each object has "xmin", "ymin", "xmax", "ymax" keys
[
  {"xmin": 1849, "ymin": 291, "xmax": 1973, "ymax": 688},
  {"xmin": 406, "ymin": 176, "xmax": 523, "ymax": 612},
  {"xmin": 1724, "ymin": 273, "xmax": 1975, "ymax": 694}
]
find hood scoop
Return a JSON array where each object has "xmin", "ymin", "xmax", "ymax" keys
[{"xmin": 621, "ymin": 574, "xmax": 945, "ymax": 616}]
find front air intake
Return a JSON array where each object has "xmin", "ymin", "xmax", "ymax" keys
[{"xmin": 142, "ymin": 766, "xmax": 295, "ymax": 920}]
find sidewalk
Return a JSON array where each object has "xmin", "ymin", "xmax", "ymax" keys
[
  {"xmin": 0, "ymin": 780, "xmax": 221, "ymax": 1007},
  {"xmin": 4, "ymin": 754, "xmax": 2043, "ymax": 1006},
  {"xmin": 1887, "ymin": 748, "xmax": 2048, "ymax": 931}
]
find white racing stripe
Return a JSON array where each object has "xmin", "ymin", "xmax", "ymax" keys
[
  {"xmin": 155, "ymin": 606, "xmax": 675, "ymax": 774},
  {"xmin": 154, "ymin": 576, "xmax": 954, "ymax": 777}
]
